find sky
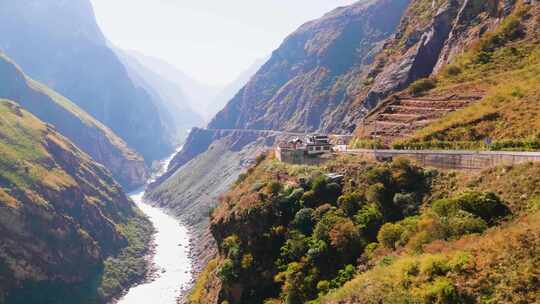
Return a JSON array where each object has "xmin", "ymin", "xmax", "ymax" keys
[{"xmin": 89, "ymin": 0, "xmax": 358, "ymax": 86}]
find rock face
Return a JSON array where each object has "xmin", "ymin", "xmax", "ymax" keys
[
  {"xmin": 0, "ymin": 100, "xmax": 141, "ymax": 302},
  {"xmin": 146, "ymin": 133, "xmax": 270, "ymax": 275},
  {"xmin": 0, "ymin": 52, "xmax": 147, "ymax": 191},
  {"xmin": 147, "ymin": 131, "xmax": 272, "ymax": 228},
  {"xmin": 209, "ymin": 0, "xmax": 411, "ymax": 133},
  {"xmin": 344, "ymin": 0, "xmax": 515, "ymax": 129},
  {"xmin": 0, "ymin": 0, "xmax": 175, "ymax": 161},
  {"xmin": 148, "ymin": 0, "xmax": 412, "ymax": 278}
]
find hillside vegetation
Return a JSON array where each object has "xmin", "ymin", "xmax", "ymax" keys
[
  {"xmin": 188, "ymin": 151, "xmax": 540, "ymax": 303},
  {"xmin": 0, "ymin": 0, "xmax": 178, "ymax": 161},
  {"xmin": 0, "ymin": 100, "xmax": 152, "ymax": 303},
  {"xmin": 0, "ymin": 52, "xmax": 147, "ymax": 190},
  {"xmin": 391, "ymin": 2, "xmax": 540, "ymax": 150}
]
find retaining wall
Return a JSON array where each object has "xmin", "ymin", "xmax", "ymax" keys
[{"xmin": 347, "ymin": 149, "xmax": 540, "ymax": 170}]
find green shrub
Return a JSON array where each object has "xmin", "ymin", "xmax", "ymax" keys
[
  {"xmin": 306, "ymin": 239, "xmax": 328, "ymax": 261},
  {"xmin": 409, "ymin": 78, "xmax": 437, "ymax": 96},
  {"xmin": 222, "ymin": 235, "xmax": 241, "ymax": 259},
  {"xmin": 454, "ymin": 192, "xmax": 510, "ymax": 225},
  {"xmin": 366, "ymin": 183, "xmax": 386, "ymax": 205},
  {"xmin": 316, "ymin": 280, "xmax": 330, "ymax": 295},
  {"xmin": 293, "ymin": 208, "xmax": 315, "ymax": 235},
  {"xmin": 288, "ymin": 188, "xmax": 305, "ymax": 201},
  {"xmin": 280, "ymin": 231, "xmax": 309, "ymax": 262},
  {"xmin": 218, "ymin": 259, "xmax": 237, "ymax": 284},
  {"xmin": 331, "ymin": 265, "xmax": 356, "ymax": 288},
  {"xmin": 447, "ymin": 211, "xmax": 488, "ymax": 237},
  {"xmin": 338, "ymin": 192, "xmax": 363, "ymax": 216},
  {"xmin": 377, "ymin": 223, "xmax": 405, "ymax": 249},
  {"xmin": 302, "ymin": 190, "xmax": 318, "ymax": 208},
  {"xmin": 267, "ymin": 181, "xmax": 283, "ymax": 196},
  {"xmin": 419, "ymin": 278, "xmax": 459, "ymax": 304},
  {"xmin": 444, "ymin": 65, "xmax": 462, "ymax": 76},
  {"xmin": 354, "ymin": 204, "xmax": 384, "ymax": 240},
  {"xmin": 420, "ymin": 255, "xmax": 450, "ymax": 279},
  {"xmin": 432, "ymin": 192, "xmax": 510, "ymax": 225}
]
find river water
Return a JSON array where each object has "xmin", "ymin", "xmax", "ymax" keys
[{"xmin": 118, "ymin": 150, "xmax": 193, "ymax": 304}]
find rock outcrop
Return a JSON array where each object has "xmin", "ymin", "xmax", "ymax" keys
[
  {"xmin": 345, "ymin": 0, "xmax": 517, "ymax": 129},
  {"xmin": 0, "ymin": 52, "xmax": 147, "ymax": 191}
]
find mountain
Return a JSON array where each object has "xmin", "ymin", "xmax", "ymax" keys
[
  {"xmin": 190, "ymin": 151, "xmax": 539, "ymax": 304},
  {"xmin": 187, "ymin": 1, "xmax": 540, "ymax": 303},
  {"xmin": 356, "ymin": 0, "xmax": 540, "ymax": 151},
  {"xmin": 0, "ymin": 100, "xmax": 152, "ymax": 303},
  {"xmin": 0, "ymin": 52, "xmax": 147, "ymax": 190},
  {"xmin": 115, "ymin": 49, "xmax": 205, "ymax": 143},
  {"xmin": 147, "ymin": 0, "xmax": 413, "ymax": 290},
  {"xmin": 150, "ymin": 0, "xmax": 411, "ymax": 218},
  {"xmin": 126, "ymin": 52, "xmax": 222, "ymax": 121},
  {"xmin": 156, "ymin": 1, "xmax": 540, "ymax": 303},
  {"xmin": 209, "ymin": 0, "xmax": 411, "ymax": 133},
  {"xmin": 0, "ymin": 0, "xmax": 175, "ymax": 161},
  {"xmin": 208, "ymin": 57, "xmax": 268, "ymax": 119}
]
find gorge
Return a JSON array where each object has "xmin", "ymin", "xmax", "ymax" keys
[{"xmin": 1, "ymin": 0, "xmax": 540, "ymax": 304}]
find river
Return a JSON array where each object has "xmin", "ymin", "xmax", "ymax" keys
[{"xmin": 118, "ymin": 150, "xmax": 193, "ymax": 304}]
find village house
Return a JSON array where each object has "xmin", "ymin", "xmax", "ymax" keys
[{"xmin": 275, "ymin": 134, "xmax": 334, "ymax": 163}]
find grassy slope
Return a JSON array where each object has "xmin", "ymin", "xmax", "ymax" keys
[
  {"xmin": 322, "ymin": 161, "xmax": 540, "ymax": 303},
  {"xmin": 0, "ymin": 99, "xmax": 152, "ymax": 303},
  {"xmin": 0, "ymin": 52, "xmax": 141, "ymax": 161},
  {"xmin": 395, "ymin": 3, "xmax": 540, "ymax": 150},
  {"xmin": 190, "ymin": 151, "xmax": 540, "ymax": 304}
]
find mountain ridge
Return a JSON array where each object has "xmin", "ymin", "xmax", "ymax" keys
[
  {"xmin": 0, "ymin": 51, "xmax": 148, "ymax": 190},
  {"xmin": 0, "ymin": 0, "xmax": 177, "ymax": 161},
  {"xmin": 0, "ymin": 99, "xmax": 152, "ymax": 303}
]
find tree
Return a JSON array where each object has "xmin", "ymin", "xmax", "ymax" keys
[
  {"xmin": 267, "ymin": 181, "xmax": 283, "ymax": 196},
  {"xmin": 293, "ymin": 208, "xmax": 315, "ymax": 235},
  {"xmin": 218, "ymin": 259, "xmax": 237, "ymax": 284},
  {"xmin": 455, "ymin": 192, "xmax": 510, "ymax": 225},
  {"xmin": 302, "ymin": 190, "xmax": 318, "ymax": 208},
  {"xmin": 338, "ymin": 192, "xmax": 363, "ymax": 217},
  {"xmin": 393, "ymin": 193, "xmax": 417, "ymax": 217},
  {"xmin": 329, "ymin": 219, "xmax": 360, "ymax": 253},
  {"xmin": 354, "ymin": 204, "xmax": 384, "ymax": 241},
  {"xmin": 377, "ymin": 223, "xmax": 404, "ymax": 249}
]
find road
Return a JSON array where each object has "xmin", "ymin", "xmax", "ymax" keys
[{"xmin": 202, "ymin": 128, "xmax": 353, "ymax": 138}]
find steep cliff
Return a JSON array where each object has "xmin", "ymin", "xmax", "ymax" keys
[
  {"xmin": 0, "ymin": 52, "xmax": 147, "ymax": 191},
  {"xmin": 356, "ymin": 0, "xmax": 540, "ymax": 150},
  {"xmin": 0, "ymin": 0, "xmax": 175, "ymax": 161},
  {"xmin": 0, "ymin": 100, "xmax": 152, "ymax": 303},
  {"xmin": 210, "ymin": 0, "xmax": 411, "ymax": 133},
  {"xmin": 190, "ymin": 153, "xmax": 540, "ymax": 304},
  {"xmin": 148, "ymin": 0, "xmax": 416, "ymax": 284},
  {"xmin": 148, "ymin": 0, "xmax": 414, "ymax": 237},
  {"xmin": 177, "ymin": 1, "xmax": 540, "ymax": 303}
]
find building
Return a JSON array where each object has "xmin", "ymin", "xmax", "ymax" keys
[
  {"xmin": 275, "ymin": 134, "xmax": 334, "ymax": 163},
  {"xmin": 305, "ymin": 135, "xmax": 332, "ymax": 155}
]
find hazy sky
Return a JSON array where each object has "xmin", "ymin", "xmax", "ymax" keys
[{"xmin": 89, "ymin": 0, "xmax": 357, "ymax": 86}]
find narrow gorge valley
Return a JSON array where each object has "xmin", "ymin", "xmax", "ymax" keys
[{"xmin": 1, "ymin": 0, "xmax": 540, "ymax": 304}]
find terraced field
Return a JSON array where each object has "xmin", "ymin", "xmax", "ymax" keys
[{"xmin": 358, "ymin": 94, "xmax": 483, "ymax": 143}]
